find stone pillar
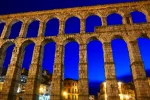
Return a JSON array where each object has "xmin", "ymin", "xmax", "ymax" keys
[
  {"xmin": 1, "ymin": 22, "xmax": 11, "ymax": 39},
  {"xmin": 19, "ymin": 20, "xmax": 28, "ymax": 38},
  {"xmin": 128, "ymin": 40, "xmax": 150, "ymax": 100},
  {"xmin": 0, "ymin": 46, "xmax": 21, "ymax": 100},
  {"xmin": 59, "ymin": 20, "xmax": 65, "ymax": 35},
  {"xmin": 0, "ymin": 52, "xmax": 6, "ymax": 75},
  {"xmin": 103, "ymin": 42, "xmax": 120, "ymax": 100},
  {"xmin": 78, "ymin": 43, "xmax": 89, "ymax": 100},
  {"xmin": 122, "ymin": 15, "xmax": 132, "ymax": 24},
  {"xmin": 80, "ymin": 19, "xmax": 85, "ymax": 33},
  {"xmin": 38, "ymin": 21, "xmax": 45, "ymax": 37},
  {"xmin": 24, "ymin": 45, "xmax": 42, "ymax": 100},
  {"xmin": 101, "ymin": 17, "xmax": 107, "ymax": 26},
  {"xmin": 50, "ymin": 43, "xmax": 63, "ymax": 100},
  {"xmin": 146, "ymin": 13, "xmax": 150, "ymax": 23}
]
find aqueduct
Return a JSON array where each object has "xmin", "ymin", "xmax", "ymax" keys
[{"xmin": 0, "ymin": 0, "xmax": 150, "ymax": 100}]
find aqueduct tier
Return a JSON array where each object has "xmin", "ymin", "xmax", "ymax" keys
[{"xmin": 0, "ymin": 0, "xmax": 150, "ymax": 100}]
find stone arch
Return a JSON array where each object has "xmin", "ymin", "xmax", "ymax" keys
[
  {"xmin": 41, "ymin": 39, "xmax": 55, "ymax": 47},
  {"xmin": 44, "ymin": 18, "xmax": 59, "ymax": 36},
  {"xmin": 87, "ymin": 37, "xmax": 100, "ymax": 44},
  {"xmin": 107, "ymin": 13, "xmax": 123, "ymax": 25},
  {"xmin": 87, "ymin": 39, "xmax": 105, "ymax": 95},
  {"xmin": 86, "ymin": 15, "xmax": 102, "ymax": 32},
  {"xmin": 111, "ymin": 38, "xmax": 133, "ymax": 82},
  {"xmin": 84, "ymin": 12, "xmax": 101, "ymax": 19},
  {"xmin": 8, "ymin": 20, "xmax": 23, "ymax": 39},
  {"xmin": 0, "ymin": 41, "xmax": 15, "ymax": 53},
  {"xmin": 107, "ymin": 10, "xmax": 125, "ymax": 18},
  {"xmin": 41, "ymin": 39, "xmax": 56, "ymax": 74},
  {"xmin": 136, "ymin": 33, "xmax": 149, "ymax": 40},
  {"xmin": 26, "ymin": 19, "xmax": 40, "ymax": 38},
  {"xmin": 130, "ymin": 11, "xmax": 147, "ymax": 23},
  {"xmin": 0, "ymin": 41, "xmax": 15, "ymax": 75},
  {"xmin": 110, "ymin": 34, "xmax": 129, "ymax": 44},
  {"xmin": 64, "ymin": 40, "xmax": 79, "ymax": 80},
  {"xmin": 64, "ymin": 38, "xmax": 78, "ymax": 46},
  {"xmin": 44, "ymin": 16, "xmax": 60, "ymax": 23},
  {"xmin": 20, "ymin": 40, "xmax": 35, "ymax": 50},
  {"xmin": 137, "ymin": 37, "xmax": 150, "ymax": 77},
  {"xmin": 18, "ymin": 40, "xmax": 35, "ymax": 69},
  {"xmin": 65, "ymin": 16, "xmax": 80, "ymax": 34}
]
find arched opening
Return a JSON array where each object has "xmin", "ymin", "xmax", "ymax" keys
[
  {"xmin": 3, "ymin": 45, "xmax": 15, "ymax": 69},
  {"xmin": 111, "ymin": 38, "xmax": 135, "ymax": 100},
  {"xmin": 63, "ymin": 41, "xmax": 79, "ymax": 100},
  {"xmin": 131, "ymin": 11, "xmax": 147, "ymax": 23},
  {"xmin": 44, "ymin": 18, "xmax": 59, "ymax": 36},
  {"xmin": 9, "ymin": 21, "xmax": 22, "ymax": 39},
  {"xmin": 0, "ymin": 22, "xmax": 5, "ymax": 36},
  {"xmin": 87, "ymin": 40, "xmax": 105, "ymax": 96},
  {"xmin": 137, "ymin": 37, "xmax": 150, "ymax": 77},
  {"xmin": 111, "ymin": 38, "xmax": 132, "ymax": 82},
  {"xmin": 0, "ymin": 42, "xmax": 15, "ymax": 92},
  {"xmin": 38, "ymin": 41, "xmax": 55, "ymax": 100},
  {"xmin": 22, "ymin": 43, "xmax": 35, "ymax": 70},
  {"xmin": 86, "ymin": 15, "xmax": 102, "ymax": 32},
  {"xmin": 26, "ymin": 20, "xmax": 40, "ymax": 38},
  {"xmin": 42, "ymin": 42, "xmax": 55, "ymax": 73},
  {"xmin": 65, "ymin": 17, "xmax": 80, "ymax": 34},
  {"xmin": 107, "ymin": 13, "xmax": 123, "ymax": 25},
  {"xmin": 16, "ymin": 41, "xmax": 35, "ymax": 98}
]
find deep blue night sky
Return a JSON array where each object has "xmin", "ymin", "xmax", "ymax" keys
[{"xmin": 1, "ymin": 0, "xmax": 150, "ymax": 95}]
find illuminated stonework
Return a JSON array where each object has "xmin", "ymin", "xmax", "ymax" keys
[{"xmin": 0, "ymin": 0, "xmax": 150, "ymax": 100}]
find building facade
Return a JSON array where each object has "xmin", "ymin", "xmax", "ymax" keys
[
  {"xmin": 63, "ymin": 78, "xmax": 78, "ymax": 100},
  {"xmin": 0, "ymin": 0, "xmax": 150, "ymax": 100}
]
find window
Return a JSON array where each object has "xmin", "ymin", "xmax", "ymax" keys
[
  {"xmin": 68, "ymin": 95, "xmax": 70, "ymax": 99},
  {"xmin": 68, "ymin": 88, "xmax": 70, "ymax": 93},
  {"xmin": 68, "ymin": 83, "xmax": 70, "ymax": 86},
  {"xmin": 72, "ymin": 88, "xmax": 74, "ymax": 93}
]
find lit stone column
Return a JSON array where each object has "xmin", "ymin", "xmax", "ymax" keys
[
  {"xmin": 59, "ymin": 20, "xmax": 65, "ymax": 35},
  {"xmin": 0, "ymin": 52, "xmax": 6, "ymax": 75},
  {"xmin": 51, "ymin": 43, "xmax": 63, "ymax": 100},
  {"xmin": 78, "ymin": 43, "xmax": 89, "ymax": 100},
  {"xmin": 146, "ymin": 13, "xmax": 150, "ymax": 23},
  {"xmin": 122, "ymin": 15, "xmax": 132, "ymax": 24},
  {"xmin": 128, "ymin": 40, "xmax": 150, "ymax": 100},
  {"xmin": 38, "ymin": 21, "xmax": 46, "ymax": 37},
  {"xmin": 80, "ymin": 18, "xmax": 85, "ymax": 34},
  {"xmin": 101, "ymin": 17, "xmax": 107, "ymax": 26},
  {"xmin": 24, "ymin": 45, "xmax": 42, "ymax": 100},
  {"xmin": 0, "ymin": 46, "xmax": 21, "ymax": 100},
  {"xmin": 1, "ymin": 21, "xmax": 11, "ymax": 39},
  {"xmin": 103, "ymin": 42, "xmax": 120, "ymax": 100},
  {"xmin": 18, "ymin": 20, "xmax": 28, "ymax": 38}
]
